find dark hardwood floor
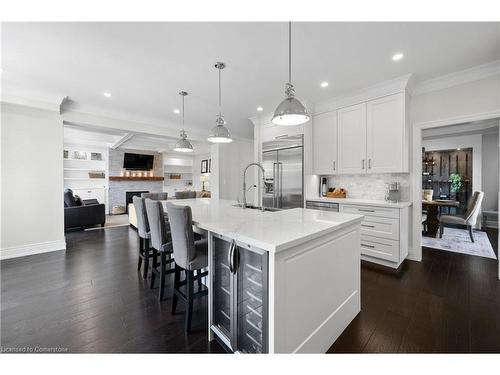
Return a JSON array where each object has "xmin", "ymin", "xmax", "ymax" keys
[
  {"xmin": 1, "ymin": 226, "xmax": 498, "ymax": 353},
  {"xmin": 329, "ymin": 229, "xmax": 499, "ymax": 353}
]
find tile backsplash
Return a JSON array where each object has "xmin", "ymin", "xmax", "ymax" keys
[{"xmin": 326, "ymin": 173, "xmax": 411, "ymax": 202}]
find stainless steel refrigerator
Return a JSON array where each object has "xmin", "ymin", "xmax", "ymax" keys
[{"xmin": 262, "ymin": 135, "xmax": 303, "ymax": 209}]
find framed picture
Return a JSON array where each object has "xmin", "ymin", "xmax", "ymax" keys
[
  {"xmin": 72, "ymin": 151, "xmax": 87, "ymax": 160},
  {"xmin": 208, "ymin": 158, "xmax": 211, "ymax": 173},
  {"xmin": 63, "ymin": 150, "xmax": 69, "ymax": 159},
  {"xmin": 201, "ymin": 159, "xmax": 208, "ymax": 174},
  {"xmin": 91, "ymin": 152, "xmax": 102, "ymax": 161}
]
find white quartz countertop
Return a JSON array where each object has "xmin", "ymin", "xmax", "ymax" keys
[
  {"xmin": 306, "ymin": 197, "xmax": 412, "ymax": 208},
  {"xmin": 162, "ymin": 198, "xmax": 363, "ymax": 253}
]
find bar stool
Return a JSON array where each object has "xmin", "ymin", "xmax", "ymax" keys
[
  {"xmin": 166, "ymin": 202, "xmax": 208, "ymax": 332},
  {"xmin": 174, "ymin": 191, "xmax": 196, "ymax": 199},
  {"xmin": 141, "ymin": 192, "xmax": 168, "ymax": 200},
  {"xmin": 145, "ymin": 199, "xmax": 175, "ymax": 300},
  {"xmin": 133, "ymin": 196, "xmax": 153, "ymax": 279}
]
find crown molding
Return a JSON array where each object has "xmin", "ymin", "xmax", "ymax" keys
[
  {"xmin": 313, "ymin": 74, "xmax": 413, "ymax": 115},
  {"xmin": 1, "ymin": 90, "xmax": 63, "ymax": 112},
  {"xmin": 412, "ymin": 60, "xmax": 500, "ymax": 96}
]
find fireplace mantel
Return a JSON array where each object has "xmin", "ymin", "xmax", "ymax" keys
[{"xmin": 109, "ymin": 176, "xmax": 164, "ymax": 181}]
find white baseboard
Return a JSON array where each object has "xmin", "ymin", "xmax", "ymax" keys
[
  {"xmin": 0, "ymin": 239, "xmax": 66, "ymax": 260},
  {"xmin": 406, "ymin": 248, "xmax": 422, "ymax": 262}
]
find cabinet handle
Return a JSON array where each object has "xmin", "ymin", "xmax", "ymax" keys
[
  {"xmin": 368, "ymin": 159, "xmax": 371, "ymax": 169},
  {"xmin": 361, "ymin": 243, "xmax": 375, "ymax": 249},
  {"xmin": 358, "ymin": 208, "xmax": 375, "ymax": 212},
  {"xmin": 333, "ymin": 161, "xmax": 336, "ymax": 171},
  {"xmin": 362, "ymin": 159, "xmax": 365, "ymax": 169},
  {"xmin": 361, "ymin": 224, "xmax": 375, "ymax": 228}
]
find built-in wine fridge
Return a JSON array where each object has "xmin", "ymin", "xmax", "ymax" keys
[{"xmin": 210, "ymin": 233, "xmax": 268, "ymax": 353}]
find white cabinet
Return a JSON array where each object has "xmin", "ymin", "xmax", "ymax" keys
[
  {"xmin": 334, "ymin": 92, "xmax": 408, "ymax": 175},
  {"xmin": 339, "ymin": 202, "xmax": 409, "ymax": 269},
  {"xmin": 366, "ymin": 92, "xmax": 406, "ymax": 173},
  {"xmin": 312, "ymin": 112, "xmax": 337, "ymax": 175},
  {"xmin": 337, "ymin": 103, "xmax": 367, "ymax": 174}
]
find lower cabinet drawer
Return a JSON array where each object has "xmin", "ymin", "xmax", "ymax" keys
[
  {"xmin": 340, "ymin": 204, "xmax": 399, "ymax": 219},
  {"xmin": 360, "ymin": 216, "xmax": 399, "ymax": 240},
  {"xmin": 360, "ymin": 235, "xmax": 400, "ymax": 262}
]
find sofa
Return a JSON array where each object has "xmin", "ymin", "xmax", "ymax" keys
[{"xmin": 64, "ymin": 189, "xmax": 105, "ymax": 230}]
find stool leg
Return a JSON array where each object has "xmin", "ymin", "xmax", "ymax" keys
[
  {"xmin": 185, "ymin": 270, "xmax": 194, "ymax": 333},
  {"xmin": 137, "ymin": 237, "xmax": 143, "ymax": 271},
  {"xmin": 159, "ymin": 252, "xmax": 166, "ymax": 301},
  {"xmin": 197, "ymin": 269, "xmax": 202, "ymax": 290},
  {"xmin": 171, "ymin": 265, "xmax": 180, "ymax": 314},
  {"xmin": 143, "ymin": 239, "xmax": 149, "ymax": 279},
  {"xmin": 150, "ymin": 248, "xmax": 158, "ymax": 289},
  {"xmin": 468, "ymin": 225, "xmax": 475, "ymax": 242}
]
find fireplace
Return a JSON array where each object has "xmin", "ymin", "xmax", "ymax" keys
[{"xmin": 125, "ymin": 191, "xmax": 149, "ymax": 213}]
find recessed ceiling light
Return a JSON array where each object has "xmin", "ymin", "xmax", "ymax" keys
[
  {"xmin": 173, "ymin": 109, "xmax": 180, "ymax": 114},
  {"xmin": 320, "ymin": 81, "xmax": 329, "ymax": 88},
  {"xmin": 103, "ymin": 92, "xmax": 112, "ymax": 98},
  {"xmin": 392, "ymin": 53, "xmax": 404, "ymax": 61},
  {"xmin": 257, "ymin": 107, "xmax": 263, "ymax": 112}
]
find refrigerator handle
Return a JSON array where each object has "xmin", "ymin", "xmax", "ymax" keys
[
  {"xmin": 228, "ymin": 240, "xmax": 235, "ymax": 273},
  {"xmin": 278, "ymin": 162, "xmax": 283, "ymax": 208},
  {"xmin": 272, "ymin": 163, "xmax": 277, "ymax": 208}
]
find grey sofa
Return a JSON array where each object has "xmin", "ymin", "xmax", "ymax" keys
[{"xmin": 64, "ymin": 189, "xmax": 105, "ymax": 230}]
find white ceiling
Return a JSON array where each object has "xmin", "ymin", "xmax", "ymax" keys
[{"xmin": 3, "ymin": 22, "xmax": 500, "ymax": 139}]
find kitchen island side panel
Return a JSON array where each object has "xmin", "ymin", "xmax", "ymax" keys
[{"xmin": 272, "ymin": 224, "xmax": 361, "ymax": 353}]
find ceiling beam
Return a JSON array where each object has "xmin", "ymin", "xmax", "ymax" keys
[{"xmin": 111, "ymin": 133, "xmax": 134, "ymax": 149}]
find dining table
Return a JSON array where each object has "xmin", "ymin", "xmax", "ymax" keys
[{"xmin": 422, "ymin": 199, "xmax": 460, "ymax": 236}]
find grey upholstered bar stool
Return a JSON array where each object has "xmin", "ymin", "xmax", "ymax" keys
[
  {"xmin": 141, "ymin": 192, "xmax": 168, "ymax": 200},
  {"xmin": 175, "ymin": 191, "xmax": 196, "ymax": 199},
  {"xmin": 133, "ymin": 196, "xmax": 153, "ymax": 279},
  {"xmin": 166, "ymin": 202, "xmax": 208, "ymax": 332},
  {"xmin": 145, "ymin": 199, "xmax": 175, "ymax": 300}
]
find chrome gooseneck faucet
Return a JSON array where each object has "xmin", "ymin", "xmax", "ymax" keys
[{"xmin": 242, "ymin": 162, "xmax": 266, "ymax": 210}]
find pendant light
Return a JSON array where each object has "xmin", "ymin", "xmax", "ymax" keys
[
  {"xmin": 173, "ymin": 91, "xmax": 194, "ymax": 153},
  {"xmin": 272, "ymin": 22, "xmax": 310, "ymax": 126},
  {"xmin": 208, "ymin": 62, "xmax": 232, "ymax": 143}
]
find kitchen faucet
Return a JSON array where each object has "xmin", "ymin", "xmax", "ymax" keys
[{"xmin": 242, "ymin": 162, "xmax": 266, "ymax": 210}]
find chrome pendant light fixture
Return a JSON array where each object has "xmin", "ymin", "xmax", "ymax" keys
[
  {"xmin": 173, "ymin": 91, "xmax": 194, "ymax": 153},
  {"xmin": 208, "ymin": 62, "xmax": 232, "ymax": 143},
  {"xmin": 272, "ymin": 22, "xmax": 310, "ymax": 126}
]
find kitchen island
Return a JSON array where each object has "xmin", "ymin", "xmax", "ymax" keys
[{"xmin": 162, "ymin": 198, "xmax": 363, "ymax": 353}]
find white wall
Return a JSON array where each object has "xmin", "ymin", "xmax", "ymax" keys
[
  {"xmin": 1, "ymin": 103, "xmax": 65, "ymax": 259},
  {"xmin": 192, "ymin": 153, "xmax": 211, "ymax": 191},
  {"xmin": 482, "ymin": 131, "xmax": 499, "ymax": 211},
  {"xmin": 212, "ymin": 140, "xmax": 254, "ymax": 203}
]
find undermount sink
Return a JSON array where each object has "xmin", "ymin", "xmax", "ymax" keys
[{"xmin": 232, "ymin": 203, "xmax": 281, "ymax": 212}]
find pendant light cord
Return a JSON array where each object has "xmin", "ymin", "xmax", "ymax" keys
[
  {"xmin": 288, "ymin": 21, "xmax": 292, "ymax": 84},
  {"xmin": 182, "ymin": 94, "xmax": 185, "ymax": 129},
  {"xmin": 218, "ymin": 66, "xmax": 222, "ymax": 115}
]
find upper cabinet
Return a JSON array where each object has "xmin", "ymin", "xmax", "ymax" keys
[
  {"xmin": 366, "ymin": 92, "xmax": 407, "ymax": 173},
  {"xmin": 314, "ymin": 92, "xmax": 408, "ymax": 176},
  {"xmin": 337, "ymin": 103, "xmax": 367, "ymax": 174},
  {"xmin": 312, "ymin": 111, "xmax": 337, "ymax": 175}
]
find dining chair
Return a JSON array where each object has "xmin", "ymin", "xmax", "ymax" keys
[
  {"xmin": 166, "ymin": 202, "xmax": 208, "ymax": 332},
  {"xmin": 145, "ymin": 199, "xmax": 175, "ymax": 300},
  {"xmin": 439, "ymin": 191, "xmax": 484, "ymax": 242}
]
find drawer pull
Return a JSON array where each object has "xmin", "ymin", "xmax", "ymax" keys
[
  {"xmin": 361, "ymin": 243, "xmax": 375, "ymax": 249},
  {"xmin": 358, "ymin": 209, "xmax": 375, "ymax": 213},
  {"xmin": 361, "ymin": 224, "xmax": 375, "ymax": 228}
]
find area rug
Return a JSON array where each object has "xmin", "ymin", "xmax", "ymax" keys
[
  {"xmin": 86, "ymin": 214, "xmax": 130, "ymax": 231},
  {"xmin": 422, "ymin": 227, "xmax": 496, "ymax": 259}
]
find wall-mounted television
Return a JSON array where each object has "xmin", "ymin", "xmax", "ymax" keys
[{"xmin": 123, "ymin": 153, "xmax": 154, "ymax": 170}]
